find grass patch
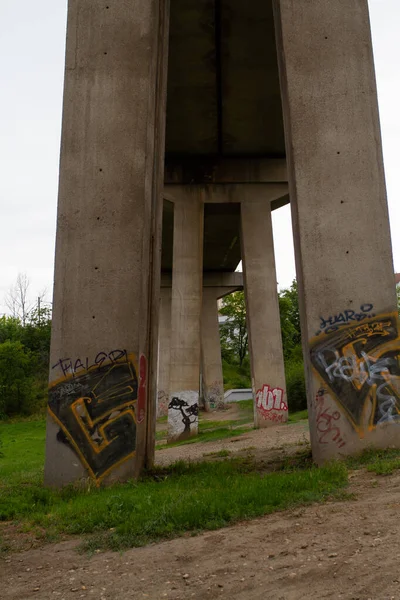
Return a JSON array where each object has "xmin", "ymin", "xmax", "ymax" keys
[
  {"xmin": 203, "ymin": 449, "xmax": 232, "ymax": 458},
  {"xmin": 288, "ymin": 410, "xmax": 309, "ymax": 424},
  {"xmin": 0, "ymin": 456, "xmax": 348, "ymax": 553},
  {"xmin": 156, "ymin": 415, "xmax": 168, "ymax": 424},
  {"xmin": 0, "ymin": 417, "xmax": 349, "ymax": 554},
  {"xmin": 346, "ymin": 447, "xmax": 400, "ymax": 476},
  {"xmin": 0, "ymin": 419, "xmax": 46, "ymax": 486},
  {"xmin": 156, "ymin": 426, "xmax": 250, "ymax": 450},
  {"xmin": 155, "ymin": 429, "xmax": 167, "ymax": 441},
  {"xmin": 234, "ymin": 399, "xmax": 254, "ymax": 412}
]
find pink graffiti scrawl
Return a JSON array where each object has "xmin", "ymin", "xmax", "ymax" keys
[
  {"xmin": 256, "ymin": 384, "xmax": 288, "ymax": 415},
  {"xmin": 137, "ymin": 354, "xmax": 147, "ymax": 424}
]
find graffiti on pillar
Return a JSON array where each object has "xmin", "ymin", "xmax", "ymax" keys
[
  {"xmin": 255, "ymin": 384, "xmax": 288, "ymax": 422},
  {"xmin": 136, "ymin": 354, "xmax": 147, "ymax": 424},
  {"xmin": 168, "ymin": 392, "xmax": 198, "ymax": 440},
  {"xmin": 49, "ymin": 349, "xmax": 138, "ymax": 485},
  {"xmin": 315, "ymin": 304, "xmax": 375, "ymax": 336},
  {"xmin": 205, "ymin": 381, "xmax": 224, "ymax": 410},
  {"xmin": 310, "ymin": 311, "xmax": 400, "ymax": 437},
  {"xmin": 315, "ymin": 388, "xmax": 346, "ymax": 449}
]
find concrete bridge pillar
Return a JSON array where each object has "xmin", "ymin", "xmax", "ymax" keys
[
  {"xmin": 168, "ymin": 197, "xmax": 204, "ymax": 441},
  {"xmin": 201, "ymin": 288, "xmax": 224, "ymax": 411},
  {"xmin": 274, "ymin": 0, "xmax": 400, "ymax": 462},
  {"xmin": 241, "ymin": 194, "xmax": 288, "ymax": 428},
  {"xmin": 44, "ymin": 1, "xmax": 169, "ymax": 486},
  {"xmin": 157, "ymin": 287, "xmax": 171, "ymax": 418}
]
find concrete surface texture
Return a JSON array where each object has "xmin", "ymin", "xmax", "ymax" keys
[
  {"xmin": 274, "ymin": 0, "xmax": 400, "ymax": 462},
  {"xmin": 168, "ymin": 197, "xmax": 204, "ymax": 441},
  {"xmin": 157, "ymin": 287, "xmax": 172, "ymax": 418},
  {"xmin": 201, "ymin": 287, "xmax": 225, "ymax": 410},
  {"xmin": 241, "ymin": 195, "xmax": 288, "ymax": 428},
  {"xmin": 46, "ymin": 0, "xmax": 399, "ymax": 486},
  {"xmin": 44, "ymin": 0, "xmax": 169, "ymax": 487}
]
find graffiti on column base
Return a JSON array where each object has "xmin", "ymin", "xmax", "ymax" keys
[
  {"xmin": 315, "ymin": 388, "xmax": 346, "ymax": 449},
  {"xmin": 49, "ymin": 350, "xmax": 138, "ymax": 486},
  {"xmin": 256, "ymin": 384, "xmax": 288, "ymax": 421},
  {"xmin": 136, "ymin": 354, "xmax": 147, "ymax": 424},
  {"xmin": 205, "ymin": 381, "xmax": 224, "ymax": 410},
  {"xmin": 168, "ymin": 391, "xmax": 198, "ymax": 440},
  {"xmin": 310, "ymin": 311, "xmax": 400, "ymax": 438}
]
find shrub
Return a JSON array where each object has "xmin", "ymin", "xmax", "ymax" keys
[
  {"xmin": 0, "ymin": 341, "xmax": 38, "ymax": 418},
  {"xmin": 285, "ymin": 359, "xmax": 307, "ymax": 413}
]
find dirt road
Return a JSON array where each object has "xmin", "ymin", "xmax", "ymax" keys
[{"xmin": 2, "ymin": 467, "xmax": 400, "ymax": 600}]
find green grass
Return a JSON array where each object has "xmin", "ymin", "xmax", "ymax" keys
[
  {"xmin": 4, "ymin": 419, "xmax": 400, "ymax": 555},
  {"xmin": 345, "ymin": 447, "xmax": 400, "ymax": 475},
  {"xmin": 156, "ymin": 426, "xmax": 250, "ymax": 450},
  {"xmin": 0, "ymin": 454, "xmax": 348, "ymax": 553},
  {"xmin": 288, "ymin": 409, "xmax": 309, "ymax": 424},
  {"xmin": 234, "ymin": 399, "xmax": 254, "ymax": 412},
  {"xmin": 203, "ymin": 449, "xmax": 232, "ymax": 458},
  {"xmin": 0, "ymin": 417, "xmax": 350, "ymax": 553},
  {"xmin": 0, "ymin": 419, "xmax": 46, "ymax": 486}
]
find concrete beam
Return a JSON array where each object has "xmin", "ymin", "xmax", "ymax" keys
[
  {"xmin": 161, "ymin": 271, "xmax": 243, "ymax": 290},
  {"xmin": 164, "ymin": 158, "xmax": 287, "ymax": 184},
  {"xmin": 164, "ymin": 183, "xmax": 289, "ymax": 208}
]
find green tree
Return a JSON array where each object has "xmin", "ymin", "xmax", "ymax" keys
[
  {"xmin": 0, "ymin": 341, "xmax": 37, "ymax": 417},
  {"xmin": 219, "ymin": 291, "xmax": 248, "ymax": 366},
  {"xmin": 279, "ymin": 280, "xmax": 301, "ymax": 351}
]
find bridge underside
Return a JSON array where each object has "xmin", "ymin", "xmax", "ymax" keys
[{"xmin": 162, "ymin": 0, "xmax": 287, "ymax": 274}]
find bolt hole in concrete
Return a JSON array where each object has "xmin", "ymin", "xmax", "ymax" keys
[
  {"xmin": 104, "ymin": 52, "xmax": 107, "ymax": 55},
  {"xmin": 99, "ymin": 168, "xmax": 103, "ymax": 172},
  {"xmin": 95, "ymin": 267, "xmax": 99, "ymax": 270},
  {"xmin": 92, "ymin": 316, "xmax": 95, "ymax": 319},
  {"xmin": 97, "ymin": 217, "xmax": 100, "ymax": 220},
  {"xmin": 346, "ymin": 251, "xmax": 349, "ymax": 254},
  {"xmin": 341, "ymin": 201, "xmax": 344, "ymax": 204}
]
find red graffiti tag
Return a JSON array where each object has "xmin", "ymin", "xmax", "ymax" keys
[
  {"xmin": 315, "ymin": 390, "xmax": 345, "ymax": 448},
  {"xmin": 137, "ymin": 354, "xmax": 147, "ymax": 424},
  {"xmin": 256, "ymin": 385, "xmax": 287, "ymax": 420}
]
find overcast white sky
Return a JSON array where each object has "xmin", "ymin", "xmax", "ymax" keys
[{"xmin": 0, "ymin": 0, "xmax": 399, "ymax": 313}]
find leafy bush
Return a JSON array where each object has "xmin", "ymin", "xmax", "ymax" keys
[
  {"xmin": 285, "ymin": 358, "xmax": 307, "ymax": 413},
  {"xmin": 0, "ymin": 341, "xmax": 38, "ymax": 417}
]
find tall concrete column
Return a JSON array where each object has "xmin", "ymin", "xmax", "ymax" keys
[
  {"xmin": 157, "ymin": 287, "xmax": 171, "ymax": 417},
  {"xmin": 44, "ymin": 1, "xmax": 169, "ymax": 487},
  {"xmin": 274, "ymin": 0, "xmax": 400, "ymax": 462},
  {"xmin": 201, "ymin": 288, "xmax": 224, "ymax": 411},
  {"xmin": 168, "ymin": 197, "xmax": 204, "ymax": 441},
  {"xmin": 241, "ymin": 197, "xmax": 288, "ymax": 428}
]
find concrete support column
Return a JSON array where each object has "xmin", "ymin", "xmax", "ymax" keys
[
  {"xmin": 201, "ymin": 288, "xmax": 224, "ymax": 411},
  {"xmin": 44, "ymin": 1, "xmax": 169, "ymax": 487},
  {"xmin": 274, "ymin": 0, "xmax": 400, "ymax": 462},
  {"xmin": 168, "ymin": 197, "xmax": 204, "ymax": 441},
  {"xmin": 157, "ymin": 287, "xmax": 171, "ymax": 417},
  {"xmin": 241, "ymin": 197, "xmax": 288, "ymax": 428}
]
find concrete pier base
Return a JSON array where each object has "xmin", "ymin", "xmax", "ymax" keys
[
  {"xmin": 44, "ymin": 1, "xmax": 169, "ymax": 487},
  {"xmin": 168, "ymin": 197, "xmax": 204, "ymax": 441},
  {"xmin": 201, "ymin": 288, "xmax": 224, "ymax": 411},
  {"xmin": 241, "ymin": 194, "xmax": 288, "ymax": 427},
  {"xmin": 274, "ymin": 0, "xmax": 400, "ymax": 462},
  {"xmin": 157, "ymin": 287, "xmax": 171, "ymax": 417}
]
